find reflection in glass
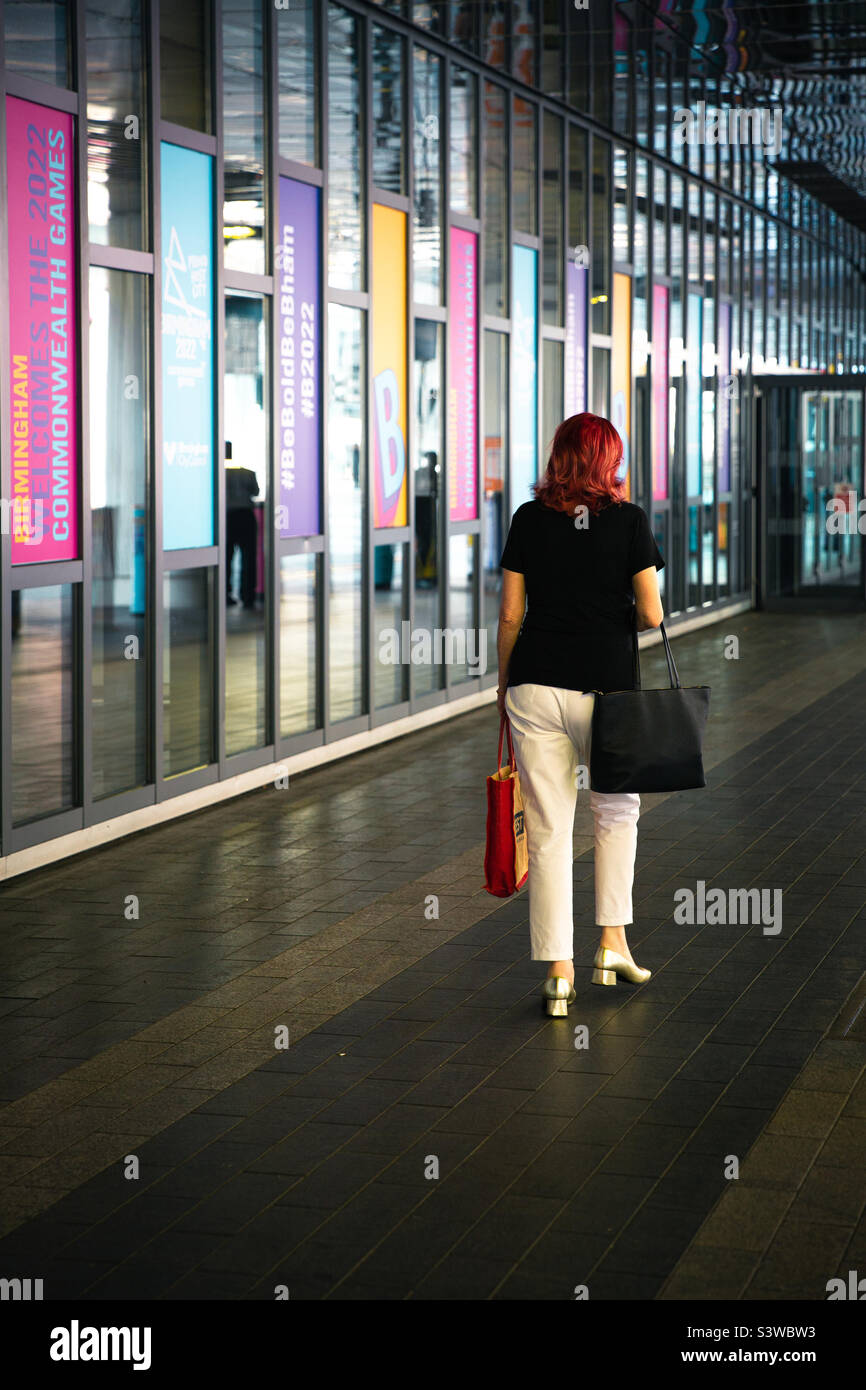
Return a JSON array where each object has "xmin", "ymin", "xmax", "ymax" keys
[
  {"xmin": 223, "ymin": 0, "xmax": 264, "ymax": 274},
  {"xmin": 484, "ymin": 331, "xmax": 507, "ymax": 666},
  {"xmin": 449, "ymin": 534, "xmax": 478, "ymax": 684},
  {"xmin": 225, "ymin": 294, "xmax": 267, "ymax": 756},
  {"xmin": 542, "ymin": 113, "xmax": 563, "ymax": 325},
  {"xmin": 591, "ymin": 139, "xmax": 611, "ymax": 333},
  {"xmin": 449, "ymin": 65, "xmax": 477, "ymax": 216},
  {"xmin": 278, "ymin": 0, "xmax": 317, "ymax": 166},
  {"xmin": 87, "ymin": 0, "xmax": 146, "ymax": 248},
  {"xmin": 513, "ymin": 97, "xmax": 537, "ymax": 236},
  {"xmin": 374, "ymin": 545, "xmax": 406, "ymax": 709},
  {"xmin": 373, "ymin": 26, "xmax": 404, "ymax": 194},
  {"xmin": 413, "ymin": 47, "xmax": 441, "ymax": 305},
  {"xmin": 591, "ymin": 346, "xmax": 610, "ymax": 417},
  {"xmin": 569, "ymin": 125, "xmax": 588, "ymax": 260},
  {"xmin": 483, "ymin": 83, "xmax": 507, "ymax": 317},
  {"xmin": 543, "ymin": 339, "xmax": 564, "ymax": 460},
  {"xmin": 280, "ymin": 554, "xmax": 318, "ymax": 736},
  {"xmin": 328, "ymin": 6, "xmax": 363, "ymax": 291},
  {"xmin": 481, "ymin": 1, "xmax": 507, "ymax": 68},
  {"xmin": 328, "ymin": 304, "xmax": 365, "ymax": 722},
  {"xmin": 4, "ymin": 0, "xmax": 69, "ymax": 85},
  {"xmin": 413, "ymin": 319, "xmax": 444, "ymax": 697},
  {"xmin": 11, "ymin": 585, "xmax": 75, "ymax": 825},
  {"xmin": 163, "ymin": 569, "xmax": 213, "ymax": 776},
  {"xmin": 160, "ymin": 0, "xmax": 211, "ymax": 131},
  {"xmin": 90, "ymin": 267, "xmax": 149, "ymax": 799}
]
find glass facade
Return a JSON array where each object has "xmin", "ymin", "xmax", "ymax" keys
[{"xmin": 2, "ymin": 0, "xmax": 866, "ymax": 863}]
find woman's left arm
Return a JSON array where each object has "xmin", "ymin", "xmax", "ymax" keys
[{"xmin": 497, "ymin": 568, "xmax": 526, "ymax": 717}]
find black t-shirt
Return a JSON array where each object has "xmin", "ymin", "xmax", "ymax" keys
[{"xmin": 500, "ymin": 499, "xmax": 665, "ymax": 693}]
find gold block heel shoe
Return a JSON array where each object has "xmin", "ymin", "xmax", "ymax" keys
[
  {"xmin": 542, "ymin": 976, "xmax": 576, "ymax": 1017},
  {"xmin": 591, "ymin": 947, "xmax": 651, "ymax": 987}
]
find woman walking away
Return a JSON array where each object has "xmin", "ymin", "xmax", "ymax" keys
[{"xmin": 496, "ymin": 413, "xmax": 665, "ymax": 1017}]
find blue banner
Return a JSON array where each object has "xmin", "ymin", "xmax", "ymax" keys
[
  {"xmin": 512, "ymin": 245, "xmax": 538, "ymax": 506},
  {"xmin": 161, "ymin": 142, "xmax": 214, "ymax": 550}
]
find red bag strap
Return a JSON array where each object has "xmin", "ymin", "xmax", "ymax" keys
[{"xmin": 498, "ymin": 712, "xmax": 516, "ymax": 772}]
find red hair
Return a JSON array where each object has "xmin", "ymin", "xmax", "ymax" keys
[{"xmin": 533, "ymin": 413, "xmax": 626, "ymax": 516}]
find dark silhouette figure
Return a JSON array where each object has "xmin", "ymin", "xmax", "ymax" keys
[{"xmin": 226, "ymin": 464, "xmax": 260, "ymax": 608}]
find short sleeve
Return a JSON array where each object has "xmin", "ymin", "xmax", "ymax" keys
[
  {"xmin": 500, "ymin": 506, "xmax": 527, "ymax": 573},
  {"xmin": 629, "ymin": 506, "xmax": 665, "ymax": 576}
]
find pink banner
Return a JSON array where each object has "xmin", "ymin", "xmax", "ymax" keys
[
  {"xmin": 448, "ymin": 227, "xmax": 478, "ymax": 522},
  {"xmin": 6, "ymin": 96, "xmax": 78, "ymax": 563},
  {"xmin": 652, "ymin": 283, "xmax": 669, "ymax": 501}
]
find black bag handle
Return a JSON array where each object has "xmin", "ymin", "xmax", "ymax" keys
[{"xmin": 631, "ymin": 609, "xmax": 681, "ymax": 690}]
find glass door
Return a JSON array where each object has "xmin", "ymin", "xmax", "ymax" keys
[{"xmin": 760, "ymin": 380, "xmax": 865, "ymax": 607}]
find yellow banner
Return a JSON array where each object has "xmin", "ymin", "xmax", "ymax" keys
[{"xmin": 372, "ymin": 204, "xmax": 408, "ymax": 528}]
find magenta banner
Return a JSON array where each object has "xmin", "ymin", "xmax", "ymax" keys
[
  {"xmin": 6, "ymin": 96, "xmax": 78, "ymax": 563},
  {"xmin": 448, "ymin": 226, "xmax": 478, "ymax": 523},
  {"xmin": 278, "ymin": 176, "xmax": 320, "ymax": 537},
  {"xmin": 565, "ymin": 262, "xmax": 588, "ymax": 417},
  {"xmin": 652, "ymin": 283, "xmax": 669, "ymax": 500}
]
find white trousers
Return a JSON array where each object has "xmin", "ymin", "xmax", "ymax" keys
[{"xmin": 504, "ymin": 683, "xmax": 641, "ymax": 961}]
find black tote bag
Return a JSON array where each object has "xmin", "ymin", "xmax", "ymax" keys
[{"xmin": 589, "ymin": 615, "xmax": 710, "ymax": 794}]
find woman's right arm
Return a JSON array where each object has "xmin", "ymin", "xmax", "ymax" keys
[{"xmin": 633, "ymin": 566, "xmax": 664, "ymax": 631}]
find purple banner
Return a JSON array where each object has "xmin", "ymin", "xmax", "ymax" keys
[
  {"xmin": 565, "ymin": 262, "xmax": 588, "ymax": 418},
  {"xmin": 278, "ymin": 177, "xmax": 320, "ymax": 537}
]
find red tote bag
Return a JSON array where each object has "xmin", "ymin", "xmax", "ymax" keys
[{"xmin": 484, "ymin": 714, "xmax": 529, "ymax": 897}]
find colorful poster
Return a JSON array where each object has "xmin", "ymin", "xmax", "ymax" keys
[
  {"xmin": 612, "ymin": 272, "xmax": 632, "ymax": 498},
  {"xmin": 161, "ymin": 141, "xmax": 214, "ymax": 550},
  {"xmin": 652, "ymin": 283, "xmax": 669, "ymax": 500},
  {"xmin": 565, "ymin": 261, "xmax": 588, "ymax": 417},
  {"xmin": 511, "ymin": 244, "xmax": 538, "ymax": 505},
  {"xmin": 278, "ymin": 177, "xmax": 320, "ymax": 537},
  {"xmin": 718, "ymin": 299, "xmax": 731, "ymax": 493},
  {"xmin": 448, "ymin": 227, "xmax": 478, "ymax": 522},
  {"xmin": 6, "ymin": 96, "xmax": 78, "ymax": 563},
  {"xmin": 372, "ymin": 204, "xmax": 407, "ymax": 529}
]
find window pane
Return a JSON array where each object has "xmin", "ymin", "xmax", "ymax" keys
[
  {"xmin": 372, "ymin": 25, "xmax": 404, "ymax": 194},
  {"xmin": 86, "ymin": 0, "xmax": 146, "ymax": 248},
  {"xmin": 225, "ymin": 294, "xmax": 267, "ymax": 756},
  {"xmin": 223, "ymin": 0, "xmax": 265, "ymax": 274},
  {"xmin": 513, "ymin": 96, "xmax": 537, "ymax": 237},
  {"xmin": 163, "ymin": 568, "xmax": 213, "ymax": 776},
  {"xmin": 413, "ymin": 46, "xmax": 441, "ymax": 304},
  {"xmin": 11, "ymin": 585, "xmax": 75, "ymax": 825},
  {"xmin": 160, "ymin": 0, "xmax": 211, "ymax": 132},
  {"xmin": 413, "ymin": 318, "xmax": 444, "ymax": 696},
  {"xmin": 374, "ymin": 544, "xmax": 407, "ymax": 708},
  {"xmin": 542, "ymin": 112, "xmax": 563, "ymax": 325},
  {"xmin": 591, "ymin": 138, "xmax": 611, "ymax": 334},
  {"xmin": 449, "ymin": 534, "xmax": 478, "ymax": 684},
  {"xmin": 328, "ymin": 304, "xmax": 365, "ymax": 722},
  {"xmin": 89, "ymin": 267, "xmax": 149, "ymax": 800},
  {"xmin": 277, "ymin": 0, "xmax": 317, "ymax": 166},
  {"xmin": 328, "ymin": 5, "xmax": 363, "ymax": 291},
  {"xmin": 543, "ymin": 338, "xmax": 563, "ymax": 461},
  {"xmin": 4, "ymin": 0, "xmax": 70, "ymax": 86},
  {"xmin": 280, "ymin": 553, "xmax": 318, "ymax": 736},
  {"xmin": 449, "ymin": 65, "xmax": 477, "ymax": 216},
  {"xmin": 483, "ymin": 82, "xmax": 508, "ymax": 317}
]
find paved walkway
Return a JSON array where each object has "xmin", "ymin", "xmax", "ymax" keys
[{"xmin": 1, "ymin": 611, "xmax": 866, "ymax": 1298}]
